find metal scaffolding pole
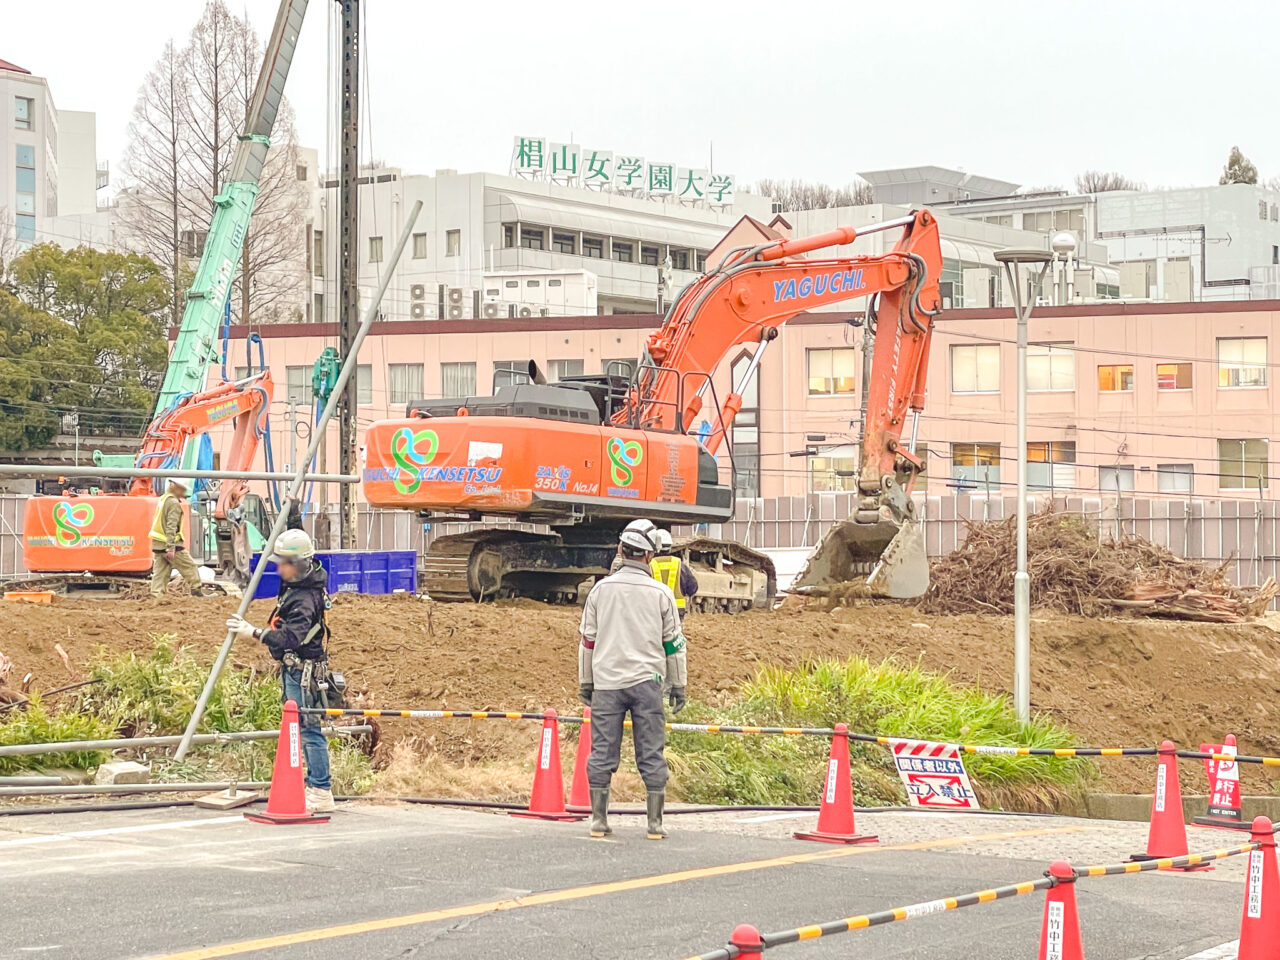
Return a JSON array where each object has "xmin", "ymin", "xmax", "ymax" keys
[
  {"xmin": 0, "ymin": 725, "xmax": 371, "ymax": 758},
  {"xmin": 337, "ymin": 0, "xmax": 360, "ymax": 550},
  {"xmin": 174, "ymin": 200, "xmax": 423, "ymax": 760}
]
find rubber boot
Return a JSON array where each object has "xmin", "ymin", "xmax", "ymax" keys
[
  {"xmin": 646, "ymin": 790, "xmax": 667, "ymax": 840},
  {"xmin": 589, "ymin": 787, "xmax": 611, "ymax": 838}
]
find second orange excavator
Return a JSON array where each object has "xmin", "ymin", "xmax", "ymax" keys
[{"xmin": 361, "ymin": 209, "xmax": 943, "ymax": 604}]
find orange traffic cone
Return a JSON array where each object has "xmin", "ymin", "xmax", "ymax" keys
[
  {"xmin": 794, "ymin": 723, "xmax": 877, "ymax": 844},
  {"xmin": 567, "ymin": 707, "xmax": 592, "ymax": 811},
  {"xmin": 1037, "ymin": 860, "xmax": 1084, "ymax": 960},
  {"xmin": 1131, "ymin": 740, "xmax": 1207, "ymax": 869},
  {"xmin": 244, "ymin": 699, "xmax": 330, "ymax": 825},
  {"xmin": 510, "ymin": 709, "xmax": 585, "ymax": 822},
  {"xmin": 1195, "ymin": 734, "xmax": 1246, "ymax": 830},
  {"xmin": 1238, "ymin": 816, "xmax": 1280, "ymax": 960}
]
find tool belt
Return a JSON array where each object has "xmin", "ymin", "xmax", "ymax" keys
[{"xmin": 283, "ymin": 652, "xmax": 348, "ymax": 710}]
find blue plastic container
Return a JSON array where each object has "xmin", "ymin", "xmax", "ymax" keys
[{"xmin": 250, "ymin": 549, "xmax": 419, "ymax": 600}]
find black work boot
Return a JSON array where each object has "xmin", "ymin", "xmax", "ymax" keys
[
  {"xmin": 589, "ymin": 787, "xmax": 611, "ymax": 838},
  {"xmin": 646, "ymin": 790, "xmax": 666, "ymax": 840}
]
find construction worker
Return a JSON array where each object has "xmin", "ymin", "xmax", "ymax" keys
[
  {"xmin": 579, "ymin": 524, "xmax": 686, "ymax": 840},
  {"xmin": 149, "ymin": 478, "xmax": 205, "ymax": 598},
  {"xmin": 608, "ymin": 518, "xmax": 657, "ymax": 574},
  {"xmin": 649, "ymin": 529, "xmax": 699, "ymax": 618},
  {"xmin": 225, "ymin": 529, "xmax": 335, "ymax": 813}
]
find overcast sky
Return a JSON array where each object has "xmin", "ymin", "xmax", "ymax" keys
[{"xmin": 13, "ymin": 0, "xmax": 1280, "ymax": 192}]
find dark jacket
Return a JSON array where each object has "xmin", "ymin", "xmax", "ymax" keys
[
  {"xmin": 677, "ymin": 560, "xmax": 699, "ymax": 600},
  {"xmin": 261, "ymin": 563, "xmax": 328, "ymax": 662}
]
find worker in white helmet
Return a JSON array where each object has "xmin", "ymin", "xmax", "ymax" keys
[
  {"xmin": 225, "ymin": 528, "xmax": 335, "ymax": 812},
  {"xmin": 608, "ymin": 518, "xmax": 657, "ymax": 574},
  {"xmin": 149, "ymin": 477, "xmax": 205, "ymax": 598},
  {"xmin": 649, "ymin": 529, "xmax": 699, "ymax": 618},
  {"xmin": 579, "ymin": 522, "xmax": 686, "ymax": 841}
]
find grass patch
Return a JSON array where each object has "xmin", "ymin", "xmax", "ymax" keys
[
  {"xmin": 0, "ymin": 699, "xmax": 114, "ymax": 775},
  {"xmin": 667, "ymin": 657, "xmax": 1093, "ymax": 811}
]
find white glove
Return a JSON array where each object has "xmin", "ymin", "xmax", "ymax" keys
[{"xmin": 225, "ymin": 614, "xmax": 257, "ymax": 642}]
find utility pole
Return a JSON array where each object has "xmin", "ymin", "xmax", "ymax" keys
[{"xmin": 337, "ymin": 0, "xmax": 360, "ymax": 549}]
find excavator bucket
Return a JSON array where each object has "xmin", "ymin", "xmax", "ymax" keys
[{"xmin": 791, "ymin": 517, "xmax": 929, "ymax": 600}]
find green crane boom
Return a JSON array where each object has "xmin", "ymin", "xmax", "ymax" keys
[{"xmin": 96, "ymin": 0, "xmax": 310, "ymax": 470}]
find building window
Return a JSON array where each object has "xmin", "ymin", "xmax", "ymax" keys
[
  {"xmin": 1027, "ymin": 441, "xmax": 1076, "ymax": 491},
  {"xmin": 15, "ymin": 143, "xmax": 36, "ymax": 228},
  {"xmin": 388, "ymin": 363, "xmax": 424, "ymax": 406},
  {"xmin": 1274, "ymin": 245, "xmax": 1279, "ymax": 266},
  {"xmin": 1097, "ymin": 364, "xmax": 1134, "ymax": 392},
  {"xmin": 603, "ymin": 358, "xmax": 634, "ymax": 378},
  {"xmin": 312, "ymin": 292, "xmax": 324, "ymax": 322},
  {"xmin": 807, "ymin": 348, "xmax": 857, "ymax": 395},
  {"xmin": 553, "ymin": 231, "xmax": 576, "ymax": 254},
  {"xmin": 984, "ymin": 214, "xmax": 1013, "ymax": 228},
  {"xmin": 1261, "ymin": 200, "xmax": 1269, "ymax": 221},
  {"xmin": 1156, "ymin": 362, "xmax": 1192, "ymax": 390},
  {"xmin": 730, "ymin": 353, "xmax": 760, "ymax": 498},
  {"xmin": 526, "ymin": 279, "xmax": 541, "ymax": 289},
  {"xmin": 493, "ymin": 360, "xmax": 531, "ymax": 388},
  {"xmin": 520, "ymin": 226, "xmax": 545, "ymax": 251},
  {"xmin": 369, "ymin": 236, "xmax": 383, "ymax": 263},
  {"xmin": 1156, "ymin": 463, "xmax": 1193, "ymax": 494},
  {"xmin": 16, "ymin": 143, "xmax": 34, "ymax": 168},
  {"xmin": 357, "ymin": 364, "xmax": 373, "ymax": 405},
  {"xmin": 503, "ymin": 224, "xmax": 515, "ymax": 248},
  {"xmin": 412, "ymin": 233, "xmax": 427, "ymax": 259},
  {"xmin": 312, "ymin": 230, "xmax": 323, "ymax": 277},
  {"xmin": 296, "ymin": 162, "xmax": 308, "ymax": 182},
  {"xmin": 445, "ymin": 229, "xmax": 461, "ymax": 257},
  {"xmin": 640, "ymin": 244, "xmax": 660, "ymax": 266},
  {"xmin": 1217, "ymin": 337, "xmax": 1267, "ymax": 388},
  {"xmin": 950, "ymin": 343, "xmax": 1000, "ymax": 393},
  {"xmin": 670, "ymin": 249, "xmax": 690, "ymax": 271},
  {"xmin": 15, "ymin": 214, "xmax": 34, "ymax": 242},
  {"xmin": 441, "ymin": 362, "xmax": 477, "ymax": 397},
  {"xmin": 285, "ymin": 366, "xmax": 314, "ymax": 404},
  {"xmin": 951, "ymin": 443, "xmax": 1000, "ymax": 491},
  {"xmin": 548, "ymin": 359, "xmax": 584, "ymax": 381},
  {"xmin": 612, "ymin": 241, "xmax": 634, "ymax": 263},
  {"xmin": 809, "ymin": 452, "xmax": 857, "ymax": 492},
  {"xmin": 582, "ymin": 235, "xmax": 604, "ymax": 259},
  {"xmin": 1099, "ymin": 465, "xmax": 1135, "ymax": 492},
  {"xmin": 696, "ymin": 252, "xmax": 707, "ymax": 272},
  {"xmin": 1218, "ymin": 439, "xmax": 1269, "ymax": 490},
  {"xmin": 14, "ymin": 96, "xmax": 33, "ymax": 131},
  {"xmin": 1028, "ymin": 343, "xmax": 1075, "ymax": 392}
]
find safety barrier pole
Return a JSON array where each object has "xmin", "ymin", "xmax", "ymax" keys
[
  {"xmin": 0, "ymin": 725, "xmax": 370, "ymax": 758},
  {"xmin": 173, "ymin": 199, "xmax": 424, "ymax": 761}
]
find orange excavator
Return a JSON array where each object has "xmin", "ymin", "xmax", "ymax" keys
[
  {"xmin": 362, "ymin": 209, "xmax": 942, "ymax": 605},
  {"xmin": 21, "ymin": 372, "xmax": 275, "ymax": 588}
]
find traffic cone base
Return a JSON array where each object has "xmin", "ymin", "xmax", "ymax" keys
[
  {"xmin": 1130, "ymin": 739, "xmax": 1207, "ymax": 870},
  {"xmin": 794, "ymin": 724, "xmax": 876, "ymax": 845},
  {"xmin": 510, "ymin": 709, "xmax": 585, "ymax": 823},
  {"xmin": 567, "ymin": 708, "xmax": 592, "ymax": 812},
  {"xmin": 244, "ymin": 699, "xmax": 330, "ymax": 826}
]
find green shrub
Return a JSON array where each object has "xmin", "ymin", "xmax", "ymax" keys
[{"xmin": 0, "ymin": 698, "xmax": 114, "ymax": 775}]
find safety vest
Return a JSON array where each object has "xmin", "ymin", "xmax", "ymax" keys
[
  {"xmin": 650, "ymin": 555, "xmax": 685, "ymax": 609},
  {"xmin": 149, "ymin": 492, "xmax": 186, "ymax": 545}
]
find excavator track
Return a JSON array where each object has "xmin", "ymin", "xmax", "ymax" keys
[{"xmin": 2, "ymin": 573, "xmax": 232, "ymax": 597}]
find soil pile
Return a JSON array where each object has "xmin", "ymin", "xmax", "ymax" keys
[
  {"xmin": 924, "ymin": 511, "xmax": 1277, "ymax": 622},
  {"xmin": 2, "ymin": 591, "xmax": 1279, "ymax": 796}
]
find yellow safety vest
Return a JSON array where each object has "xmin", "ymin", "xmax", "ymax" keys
[
  {"xmin": 650, "ymin": 555, "xmax": 685, "ymax": 609},
  {"xmin": 149, "ymin": 492, "xmax": 186, "ymax": 545}
]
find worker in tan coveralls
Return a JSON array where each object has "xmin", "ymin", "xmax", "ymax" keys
[{"xmin": 149, "ymin": 477, "xmax": 205, "ymax": 597}]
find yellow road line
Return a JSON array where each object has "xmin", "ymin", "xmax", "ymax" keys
[{"xmin": 137, "ymin": 824, "xmax": 1086, "ymax": 960}]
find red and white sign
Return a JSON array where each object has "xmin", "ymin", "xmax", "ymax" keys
[
  {"xmin": 889, "ymin": 739, "xmax": 981, "ymax": 810},
  {"xmin": 1200, "ymin": 738, "xmax": 1242, "ymax": 822}
]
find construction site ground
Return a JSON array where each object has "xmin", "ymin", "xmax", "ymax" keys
[{"xmin": 5, "ymin": 592, "xmax": 1280, "ymax": 798}]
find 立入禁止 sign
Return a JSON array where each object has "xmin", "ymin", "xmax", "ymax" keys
[{"xmin": 890, "ymin": 739, "xmax": 980, "ymax": 810}]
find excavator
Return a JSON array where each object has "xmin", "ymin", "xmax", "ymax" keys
[
  {"xmin": 361, "ymin": 209, "xmax": 942, "ymax": 605},
  {"xmin": 19, "ymin": 0, "xmax": 309, "ymax": 591}
]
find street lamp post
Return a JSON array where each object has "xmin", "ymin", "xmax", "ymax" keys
[{"xmin": 994, "ymin": 248, "xmax": 1052, "ymax": 725}]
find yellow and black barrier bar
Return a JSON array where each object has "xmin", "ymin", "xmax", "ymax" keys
[
  {"xmin": 1076, "ymin": 841, "xmax": 1257, "ymax": 877},
  {"xmin": 307, "ymin": 708, "xmax": 549, "ymax": 721},
  {"xmin": 1179, "ymin": 748, "xmax": 1280, "ymax": 767}
]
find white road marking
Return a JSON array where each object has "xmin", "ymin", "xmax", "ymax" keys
[
  {"xmin": 1181, "ymin": 941, "xmax": 1237, "ymax": 960},
  {"xmin": 733, "ymin": 812, "xmax": 815, "ymax": 823},
  {"xmin": 0, "ymin": 815, "xmax": 243, "ymax": 848}
]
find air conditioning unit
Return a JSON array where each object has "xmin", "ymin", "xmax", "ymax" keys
[
  {"xmin": 482, "ymin": 302, "xmax": 504, "ymax": 319},
  {"xmin": 448, "ymin": 287, "xmax": 465, "ymax": 306},
  {"xmin": 518, "ymin": 305, "xmax": 534, "ymax": 318},
  {"xmin": 410, "ymin": 283, "xmax": 426, "ymax": 301},
  {"xmin": 411, "ymin": 303, "xmax": 426, "ymax": 319},
  {"xmin": 448, "ymin": 304, "xmax": 466, "ymax": 320}
]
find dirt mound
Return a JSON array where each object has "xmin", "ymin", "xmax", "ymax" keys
[
  {"xmin": 2, "ymin": 591, "xmax": 1279, "ymax": 796},
  {"xmin": 924, "ymin": 511, "xmax": 1276, "ymax": 622}
]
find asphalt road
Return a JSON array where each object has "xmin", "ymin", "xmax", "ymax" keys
[{"xmin": 0, "ymin": 803, "xmax": 1250, "ymax": 960}]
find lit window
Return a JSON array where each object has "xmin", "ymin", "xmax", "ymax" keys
[
  {"xmin": 1027, "ymin": 343, "xmax": 1075, "ymax": 391},
  {"xmin": 806, "ymin": 348, "xmax": 857, "ymax": 395},
  {"xmin": 412, "ymin": 233, "xmax": 427, "ymax": 259},
  {"xmin": 1218, "ymin": 439, "xmax": 1268, "ymax": 490},
  {"xmin": 388, "ymin": 363, "xmax": 424, "ymax": 406},
  {"xmin": 1097, "ymin": 364, "xmax": 1134, "ymax": 392},
  {"xmin": 950, "ymin": 443, "xmax": 1000, "ymax": 490},
  {"xmin": 14, "ymin": 96, "xmax": 33, "ymax": 131},
  {"xmin": 1027, "ymin": 441, "xmax": 1076, "ymax": 491},
  {"xmin": 445, "ymin": 229, "xmax": 461, "ymax": 257},
  {"xmin": 809, "ymin": 454, "xmax": 858, "ymax": 492},
  {"xmin": 441, "ymin": 362, "xmax": 477, "ymax": 397},
  {"xmin": 1218, "ymin": 337, "xmax": 1267, "ymax": 388},
  {"xmin": 1156, "ymin": 463, "xmax": 1193, "ymax": 494},
  {"xmin": 1156, "ymin": 362, "xmax": 1192, "ymax": 390},
  {"xmin": 369, "ymin": 236, "xmax": 383, "ymax": 262},
  {"xmin": 950, "ymin": 344, "xmax": 1000, "ymax": 393}
]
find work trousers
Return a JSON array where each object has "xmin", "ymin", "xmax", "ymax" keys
[
  {"xmin": 587, "ymin": 679, "xmax": 668, "ymax": 791},
  {"xmin": 150, "ymin": 547, "xmax": 201, "ymax": 597},
  {"xmin": 282, "ymin": 664, "xmax": 332, "ymax": 790}
]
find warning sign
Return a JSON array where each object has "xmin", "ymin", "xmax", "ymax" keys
[{"xmin": 889, "ymin": 739, "xmax": 981, "ymax": 810}]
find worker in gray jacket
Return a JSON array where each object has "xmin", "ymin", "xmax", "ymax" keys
[{"xmin": 579, "ymin": 524, "xmax": 686, "ymax": 840}]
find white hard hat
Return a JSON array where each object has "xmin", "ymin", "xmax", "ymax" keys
[
  {"xmin": 168, "ymin": 477, "xmax": 192, "ymax": 492},
  {"xmin": 271, "ymin": 528, "xmax": 315, "ymax": 562},
  {"xmin": 652, "ymin": 529, "xmax": 673, "ymax": 552},
  {"xmin": 620, "ymin": 528, "xmax": 656, "ymax": 553},
  {"xmin": 623, "ymin": 518, "xmax": 656, "ymax": 538}
]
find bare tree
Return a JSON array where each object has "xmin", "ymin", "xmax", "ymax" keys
[
  {"xmin": 0, "ymin": 207, "xmax": 18, "ymax": 291},
  {"xmin": 1074, "ymin": 170, "xmax": 1144, "ymax": 193},
  {"xmin": 118, "ymin": 40, "xmax": 186, "ymax": 326},
  {"xmin": 753, "ymin": 178, "xmax": 876, "ymax": 212}
]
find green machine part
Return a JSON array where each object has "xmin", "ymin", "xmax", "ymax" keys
[{"xmin": 312, "ymin": 346, "xmax": 341, "ymax": 403}]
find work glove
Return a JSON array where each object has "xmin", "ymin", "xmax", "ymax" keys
[
  {"xmin": 667, "ymin": 686, "xmax": 687, "ymax": 714},
  {"xmin": 579, "ymin": 683, "xmax": 594, "ymax": 706},
  {"xmin": 225, "ymin": 614, "xmax": 258, "ymax": 642}
]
